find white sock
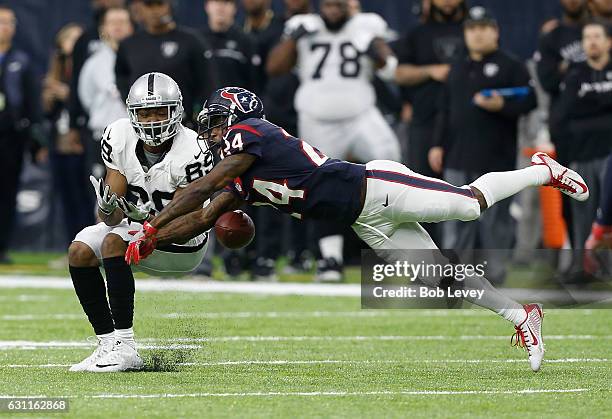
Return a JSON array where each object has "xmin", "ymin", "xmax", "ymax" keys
[
  {"xmin": 470, "ymin": 166, "xmax": 550, "ymax": 207},
  {"xmin": 498, "ymin": 307, "xmax": 528, "ymax": 326},
  {"xmin": 115, "ymin": 328, "xmax": 135, "ymax": 348},
  {"xmin": 460, "ymin": 274, "xmax": 525, "ymax": 325},
  {"xmin": 319, "ymin": 235, "xmax": 343, "ymax": 263},
  {"xmin": 96, "ymin": 331, "xmax": 115, "ymax": 343}
]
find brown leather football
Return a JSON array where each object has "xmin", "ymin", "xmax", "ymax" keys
[{"xmin": 214, "ymin": 210, "xmax": 255, "ymax": 249}]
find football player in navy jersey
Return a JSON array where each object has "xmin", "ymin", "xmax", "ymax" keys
[{"xmin": 127, "ymin": 86, "xmax": 591, "ymax": 372}]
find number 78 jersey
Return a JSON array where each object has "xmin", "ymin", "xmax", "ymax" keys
[
  {"xmin": 288, "ymin": 13, "xmax": 389, "ymax": 120},
  {"xmin": 221, "ymin": 118, "xmax": 366, "ymax": 223}
]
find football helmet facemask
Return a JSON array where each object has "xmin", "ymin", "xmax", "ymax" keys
[{"xmin": 126, "ymin": 72, "xmax": 184, "ymax": 146}]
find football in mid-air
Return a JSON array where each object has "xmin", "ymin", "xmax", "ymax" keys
[{"xmin": 214, "ymin": 210, "xmax": 255, "ymax": 249}]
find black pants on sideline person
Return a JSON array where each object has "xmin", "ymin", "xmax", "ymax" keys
[
  {"xmin": 0, "ymin": 131, "xmax": 24, "ymax": 259},
  {"xmin": 50, "ymin": 152, "xmax": 95, "ymax": 245}
]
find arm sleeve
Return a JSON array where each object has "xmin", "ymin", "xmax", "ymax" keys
[
  {"xmin": 498, "ymin": 61, "xmax": 538, "ymax": 119},
  {"xmin": 535, "ymin": 32, "xmax": 564, "ymax": 95},
  {"xmin": 367, "ymin": 13, "xmax": 388, "ymax": 38},
  {"xmin": 549, "ymin": 70, "xmax": 579, "ymax": 128},
  {"xmin": 432, "ymin": 79, "xmax": 451, "ymax": 149},
  {"xmin": 77, "ymin": 59, "xmax": 95, "ymax": 114},
  {"xmin": 21, "ymin": 55, "xmax": 45, "ymax": 145},
  {"xmin": 68, "ymin": 34, "xmax": 89, "ymax": 129}
]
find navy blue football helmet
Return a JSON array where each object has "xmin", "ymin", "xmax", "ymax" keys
[{"xmin": 197, "ymin": 87, "xmax": 265, "ymax": 152}]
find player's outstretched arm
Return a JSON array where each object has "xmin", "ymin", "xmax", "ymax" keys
[
  {"xmin": 156, "ymin": 191, "xmax": 243, "ymax": 246},
  {"xmin": 150, "ymin": 153, "xmax": 256, "ymax": 231}
]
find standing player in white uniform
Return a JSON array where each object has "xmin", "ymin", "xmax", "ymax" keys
[
  {"xmin": 267, "ymin": 0, "xmax": 401, "ymax": 280},
  {"xmin": 67, "ymin": 73, "xmax": 214, "ymax": 372}
]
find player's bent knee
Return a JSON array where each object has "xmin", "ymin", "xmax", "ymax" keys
[
  {"xmin": 68, "ymin": 242, "xmax": 98, "ymax": 267},
  {"xmin": 101, "ymin": 233, "xmax": 128, "ymax": 259}
]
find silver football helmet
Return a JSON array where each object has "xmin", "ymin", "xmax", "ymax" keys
[{"xmin": 126, "ymin": 72, "xmax": 184, "ymax": 146}]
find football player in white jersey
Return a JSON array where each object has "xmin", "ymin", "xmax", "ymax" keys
[
  {"xmin": 67, "ymin": 73, "xmax": 214, "ymax": 372},
  {"xmin": 267, "ymin": 0, "xmax": 401, "ymax": 281},
  {"xmin": 268, "ymin": 0, "xmax": 400, "ymax": 162}
]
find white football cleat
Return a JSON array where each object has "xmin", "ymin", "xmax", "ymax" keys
[
  {"xmin": 512, "ymin": 303, "xmax": 545, "ymax": 372},
  {"xmin": 88, "ymin": 339, "xmax": 144, "ymax": 372},
  {"xmin": 531, "ymin": 152, "xmax": 589, "ymax": 201},
  {"xmin": 69, "ymin": 337, "xmax": 114, "ymax": 372}
]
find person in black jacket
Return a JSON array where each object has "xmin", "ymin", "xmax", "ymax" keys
[
  {"xmin": 0, "ymin": 5, "xmax": 44, "ymax": 263},
  {"xmin": 430, "ymin": 7, "xmax": 537, "ymax": 281},
  {"xmin": 554, "ymin": 20, "xmax": 612, "ymax": 252},
  {"xmin": 536, "ymin": 0, "xmax": 589, "ymax": 165},
  {"xmin": 395, "ymin": 0, "xmax": 467, "ymax": 179},
  {"xmin": 66, "ymin": 0, "xmax": 125, "ymax": 158},
  {"xmin": 115, "ymin": 0, "xmax": 217, "ymax": 127},
  {"xmin": 202, "ymin": 0, "xmax": 258, "ymax": 91},
  {"xmin": 242, "ymin": 0, "xmax": 285, "ymax": 93}
]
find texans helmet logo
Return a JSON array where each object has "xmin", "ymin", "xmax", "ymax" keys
[{"xmin": 220, "ymin": 87, "xmax": 260, "ymax": 114}]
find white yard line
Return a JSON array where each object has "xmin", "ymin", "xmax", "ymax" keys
[
  {"xmin": 0, "ymin": 389, "xmax": 590, "ymax": 399},
  {"xmin": 1, "ymin": 276, "xmax": 611, "ymax": 302},
  {"xmin": 0, "ymin": 295, "xmax": 53, "ymax": 302},
  {"xmin": 0, "ymin": 335, "xmax": 610, "ymax": 350},
  {"xmin": 0, "ymin": 310, "xmax": 496, "ymax": 321},
  {"xmin": 0, "ymin": 276, "xmax": 361, "ymax": 297},
  {"xmin": 3, "ymin": 358, "xmax": 609, "ymax": 369}
]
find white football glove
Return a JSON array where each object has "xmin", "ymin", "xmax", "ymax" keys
[
  {"xmin": 117, "ymin": 197, "xmax": 153, "ymax": 222},
  {"xmin": 284, "ymin": 16, "xmax": 320, "ymax": 41},
  {"xmin": 89, "ymin": 175, "xmax": 118, "ymax": 216}
]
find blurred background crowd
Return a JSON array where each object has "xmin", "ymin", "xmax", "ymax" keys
[{"xmin": 1, "ymin": 0, "xmax": 611, "ymax": 283}]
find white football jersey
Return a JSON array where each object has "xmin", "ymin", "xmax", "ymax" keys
[
  {"xmin": 288, "ymin": 13, "xmax": 388, "ymax": 120},
  {"xmin": 101, "ymin": 118, "xmax": 214, "ymax": 245}
]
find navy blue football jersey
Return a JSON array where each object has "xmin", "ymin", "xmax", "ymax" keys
[{"xmin": 221, "ymin": 118, "xmax": 366, "ymax": 222}]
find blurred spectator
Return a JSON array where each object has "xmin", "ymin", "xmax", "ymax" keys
[
  {"xmin": 67, "ymin": 0, "xmax": 125, "ymax": 166},
  {"xmin": 395, "ymin": 0, "xmax": 467, "ymax": 246},
  {"xmin": 44, "ymin": 23, "xmax": 95, "ymax": 248},
  {"xmin": 128, "ymin": 0, "xmax": 146, "ymax": 27},
  {"xmin": 554, "ymin": 21, "xmax": 612, "ymax": 253},
  {"xmin": 589, "ymin": 0, "xmax": 612, "ymax": 20},
  {"xmin": 201, "ymin": 0, "xmax": 259, "ymax": 91},
  {"xmin": 115, "ymin": 0, "xmax": 217, "ymax": 126},
  {"xmin": 43, "ymin": 23, "xmax": 94, "ymax": 249},
  {"xmin": 78, "ymin": 7, "xmax": 133, "ymax": 139},
  {"xmin": 395, "ymin": 0, "xmax": 467, "ymax": 178},
  {"xmin": 242, "ymin": 0, "xmax": 285, "ymax": 91},
  {"xmin": 267, "ymin": 0, "xmax": 400, "ymax": 281},
  {"xmin": 432, "ymin": 7, "xmax": 537, "ymax": 281},
  {"xmin": 0, "ymin": 5, "xmax": 43, "ymax": 263},
  {"xmin": 536, "ymin": 0, "xmax": 588, "ymax": 166},
  {"xmin": 259, "ymin": 0, "xmax": 310, "ymax": 134}
]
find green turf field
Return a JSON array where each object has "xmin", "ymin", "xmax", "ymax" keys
[{"xmin": 0, "ymin": 283, "xmax": 610, "ymax": 418}]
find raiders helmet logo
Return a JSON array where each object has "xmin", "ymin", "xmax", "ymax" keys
[
  {"xmin": 161, "ymin": 41, "xmax": 179, "ymax": 58},
  {"xmin": 484, "ymin": 63, "xmax": 499, "ymax": 77}
]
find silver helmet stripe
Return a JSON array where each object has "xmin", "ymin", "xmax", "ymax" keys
[{"xmin": 147, "ymin": 73, "xmax": 155, "ymax": 96}]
